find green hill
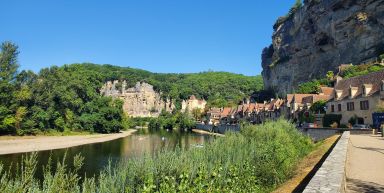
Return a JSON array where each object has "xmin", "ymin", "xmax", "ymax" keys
[{"xmin": 0, "ymin": 42, "xmax": 262, "ymax": 134}]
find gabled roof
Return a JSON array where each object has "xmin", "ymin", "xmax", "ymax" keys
[
  {"xmin": 293, "ymin": 94, "xmax": 317, "ymax": 104},
  {"xmin": 220, "ymin": 107, "xmax": 232, "ymax": 117},
  {"xmin": 286, "ymin": 94, "xmax": 294, "ymax": 104},
  {"xmin": 302, "ymin": 95, "xmax": 331, "ymax": 104},
  {"xmin": 247, "ymin": 103, "xmax": 256, "ymax": 112},
  {"xmin": 334, "ymin": 70, "xmax": 384, "ymax": 100},
  {"xmin": 320, "ymin": 87, "xmax": 334, "ymax": 96}
]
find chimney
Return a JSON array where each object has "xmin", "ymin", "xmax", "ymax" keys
[{"xmin": 336, "ymin": 76, "xmax": 343, "ymax": 84}]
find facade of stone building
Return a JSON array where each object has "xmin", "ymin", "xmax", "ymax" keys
[
  {"xmin": 326, "ymin": 71, "xmax": 384, "ymax": 125},
  {"xmin": 181, "ymin": 95, "xmax": 207, "ymax": 113},
  {"xmin": 101, "ymin": 81, "xmax": 174, "ymax": 117}
]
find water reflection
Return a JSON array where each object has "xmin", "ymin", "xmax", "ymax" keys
[{"xmin": 0, "ymin": 129, "xmax": 211, "ymax": 179}]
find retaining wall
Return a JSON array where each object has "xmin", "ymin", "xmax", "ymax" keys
[{"xmin": 303, "ymin": 131, "xmax": 350, "ymax": 193}]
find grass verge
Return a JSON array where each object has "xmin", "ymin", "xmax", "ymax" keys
[{"xmin": 272, "ymin": 135, "xmax": 340, "ymax": 193}]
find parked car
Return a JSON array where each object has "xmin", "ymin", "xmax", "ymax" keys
[
  {"xmin": 301, "ymin": 123, "xmax": 316, "ymax": 128},
  {"xmin": 352, "ymin": 124, "xmax": 371, "ymax": 130}
]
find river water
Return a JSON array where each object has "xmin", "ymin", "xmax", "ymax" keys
[{"xmin": 0, "ymin": 129, "xmax": 211, "ymax": 179}]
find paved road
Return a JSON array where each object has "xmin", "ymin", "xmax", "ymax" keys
[{"xmin": 346, "ymin": 134, "xmax": 384, "ymax": 193}]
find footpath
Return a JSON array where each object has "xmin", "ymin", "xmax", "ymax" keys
[{"xmin": 346, "ymin": 134, "xmax": 384, "ymax": 192}]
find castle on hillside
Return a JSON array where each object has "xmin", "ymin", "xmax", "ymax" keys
[{"xmin": 100, "ymin": 80, "xmax": 174, "ymax": 117}]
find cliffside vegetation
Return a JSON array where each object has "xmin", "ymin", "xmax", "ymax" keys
[
  {"xmin": 0, "ymin": 42, "xmax": 262, "ymax": 135},
  {"xmin": 0, "ymin": 120, "xmax": 314, "ymax": 192},
  {"xmin": 273, "ymin": 0, "xmax": 302, "ymax": 31}
]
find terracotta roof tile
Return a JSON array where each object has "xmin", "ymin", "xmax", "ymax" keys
[
  {"xmin": 293, "ymin": 94, "xmax": 317, "ymax": 104},
  {"xmin": 220, "ymin": 107, "xmax": 232, "ymax": 117},
  {"xmin": 320, "ymin": 87, "xmax": 334, "ymax": 96}
]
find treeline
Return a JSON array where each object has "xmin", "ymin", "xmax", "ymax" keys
[{"xmin": 0, "ymin": 42, "xmax": 262, "ymax": 135}]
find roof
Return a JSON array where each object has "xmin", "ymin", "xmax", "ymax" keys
[
  {"xmin": 320, "ymin": 87, "xmax": 334, "ymax": 96},
  {"xmin": 293, "ymin": 94, "xmax": 317, "ymax": 104},
  {"xmin": 247, "ymin": 103, "xmax": 256, "ymax": 112},
  {"xmin": 287, "ymin": 94, "xmax": 294, "ymax": 104},
  {"xmin": 334, "ymin": 70, "xmax": 384, "ymax": 100},
  {"xmin": 189, "ymin": 95, "xmax": 197, "ymax": 100},
  {"xmin": 220, "ymin": 107, "xmax": 232, "ymax": 117},
  {"xmin": 302, "ymin": 95, "xmax": 331, "ymax": 104},
  {"xmin": 208, "ymin": 108, "xmax": 221, "ymax": 114}
]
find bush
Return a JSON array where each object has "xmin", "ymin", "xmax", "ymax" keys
[{"xmin": 323, "ymin": 114, "xmax": 342, "ymax": 127}]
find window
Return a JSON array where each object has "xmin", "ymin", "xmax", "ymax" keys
[
  {"xmin": 347, "ymin": 102, "xmax": 354, "ymax": 111},
  {"xmin": 360, "ymin": 100, "xmax": 369, "ymax": 110},
  {"xmin": 338, "ymin": 104, "xmax": 342, "ymax": 111},
  {"xmin": 381, "ymin": 82, "xmax": 384, "ymax": 91},
  {"xmin": 331, "ymin": 105, "xmax": 334, "ymax": 112},
  {"xmin": 362, "ymin": 86, "xmax": 366, "ymax": 95}
]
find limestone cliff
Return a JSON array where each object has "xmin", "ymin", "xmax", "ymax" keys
[
  {"xmin": 262, "ymin": 0, "xmax": 384, "ymax": 95},
  {"xmin": 100, "ymin": 81, "xmax": 174, "ymax": 117}
]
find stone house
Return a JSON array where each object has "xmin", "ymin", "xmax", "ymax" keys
[
  {"xmin": 181, "ymin": 95, "xmax": 207, "ymax": 114},
  {"xmin": 326, "ymin": 70, "xmax": 384, "ymax": 125},
  {"xmin": 285, "ymin": 87, "xmax": 332, "ymax": 120},
  {"xmin": 207, "ymin": 108, "xmax": 222, "ymax": 125}
]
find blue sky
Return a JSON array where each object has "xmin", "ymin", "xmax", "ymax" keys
[{"xmin": 0, "ymin": 0, "xmax": 296, "ymax": 76}]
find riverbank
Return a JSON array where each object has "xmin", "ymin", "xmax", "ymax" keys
[
  {"xmin": 0, "ymin": 130, "xmax": 137, "ymax": 155},
  {"xmin": 191, "ymin": 129, "xmax": 225, "ymax": 137}
]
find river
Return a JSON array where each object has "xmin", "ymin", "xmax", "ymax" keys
[{"xmin": 0, "ymin": 129, "xmax": 212, "ymax": 179}]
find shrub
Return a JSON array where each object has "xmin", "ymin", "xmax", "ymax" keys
[{"xmin": 323, "ymin": 114, "xmax": 342, "ymax": 127}]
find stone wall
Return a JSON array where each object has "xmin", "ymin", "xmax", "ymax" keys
[
  {"xmin": 303, "ymin": 131, "xmax": 350, "ymax": 193},
  {"xmin": 299, "ymin": 128, "xmax": 341, "ymax": 141},
  {"xmin": 100, "ymin": 81, "xmax": 174, "ymax": 117}
]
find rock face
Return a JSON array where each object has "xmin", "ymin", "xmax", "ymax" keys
[
  {"xmin": 262, "ymin": 0, "xmax": 384, "ymax": 95},
  {"xmin": 101, "ymin": 81, "xmax": 174, "ymax": 117}
]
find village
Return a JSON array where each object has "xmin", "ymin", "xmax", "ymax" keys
[{"xmin": 183, "ymin": 64, "xmax": 384, "ymax": 131}]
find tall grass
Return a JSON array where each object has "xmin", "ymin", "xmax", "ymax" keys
[{"xmin": 0, "ymin": 119, "xmax": 314, "ymax": 192}]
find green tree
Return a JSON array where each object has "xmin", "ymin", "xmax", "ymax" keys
[
  {"xmin": 310, "ymin": 100, "xmax": 327, "ymax": 114},
  {"xmin": 0, "ymin": 42, "xmax": 20, "ymax": 134}
]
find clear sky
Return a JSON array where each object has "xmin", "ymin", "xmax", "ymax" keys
[{"xmin": 0, "ymin": 0, "xmax": 296, "ymax": 76}]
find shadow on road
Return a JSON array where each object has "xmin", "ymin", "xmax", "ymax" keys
[{"xmin": 347, "ymin": 178, "xmax": 384, "ymax": 193}]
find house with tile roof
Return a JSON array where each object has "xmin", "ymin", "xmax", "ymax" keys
[
  {"xmin": 326, "ymin": 70, "xmax": 384, "ymax": 125},
  {"xmin": 206, "ymin": 107, "xmax": 222, "ymax": 125}
]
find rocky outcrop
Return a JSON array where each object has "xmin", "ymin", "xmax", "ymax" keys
[
  {"xmin": 101, "ymin": 81, "xmax": 174, "ymax": 117},
  {"xmin": 262, "ymin": 0, "xmax": 384, "ymax": 95}
]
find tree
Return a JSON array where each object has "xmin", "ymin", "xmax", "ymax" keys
[
  {"xmin": 326, "ymin": 71, "xmax": 334, "ymax": 81},
  {"xmin": 310, "ymin": 100, "xmax": 327, "ymax": 114},
  {"xmin": 0, "ymin": 41, "xmax": 19, "ymax": 82},
  {"xmin": 0, "ymin": 42, "xmax": 20, "ymax": 134},
  {"xmin": 191, "ymin": 108, "xmax": 202, "ymax": 121}
]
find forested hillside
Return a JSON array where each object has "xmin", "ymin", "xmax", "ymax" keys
[
  {"xmin": 71, "ymin": 63, "xmax": 263, "ymax": 108},
  {"xmin": 0, "ymin": 42, "xmax": 262, "ymax": 135}
]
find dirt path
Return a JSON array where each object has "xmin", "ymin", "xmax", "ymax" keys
[
  {"xmin": 0, "ymin": 130, "xmax": 137, "ymax": 155},
  {"xmin": 346, "ymin": 134, "xmax": 384, "ymax": 193}
]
